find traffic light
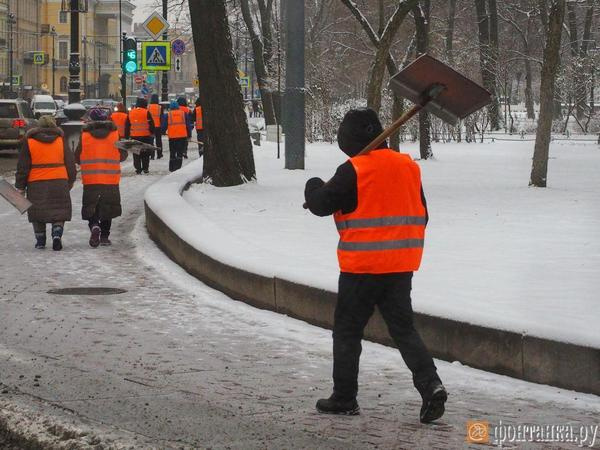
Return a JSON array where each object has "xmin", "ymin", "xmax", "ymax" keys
[{"xmin": 122, "ymin": 37, "xmax": 138, "ymax": 74}]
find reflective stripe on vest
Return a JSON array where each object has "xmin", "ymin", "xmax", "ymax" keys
[
  {"xmin": 334, "ymin": 149, "xmax": 426, "ymax": 274},
  {"xmin": 80, "ymin": 130, "xmax": 121, "ymax": 185},
  {"xmin": 148, "ymin": 104, "xmax": 161, "ymax": 126},
  {"xmin": 167, "ymin": 110, "xmax": 188, "ymax": 139},
  {"xmin": 129, "ymin": 108, "xmax": 151, "ymax": 137},
  {"xmin": 111, "ymin": 112, "xmax": 127, "ymax": 138},
  {"xmin": 195, "ymin": 106, "xmax": 203, "ymax": 130},
  {"xmin": 27, "ymin": 137, "xmax": 68, "ymax": 182}
]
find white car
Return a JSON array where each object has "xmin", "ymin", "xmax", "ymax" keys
[{"xmin": 31, "ymin": 94, "xmax": 57, "ymax": 119}]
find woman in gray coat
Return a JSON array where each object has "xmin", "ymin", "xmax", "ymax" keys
[{"xmin": 15, "ymin": 115, "xmax": 77, "ymax": 250}]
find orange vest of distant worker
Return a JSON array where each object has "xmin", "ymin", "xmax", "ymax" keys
[
  {"xmin": 128, "ymin": 108, "xmax": 151, "ymax": 137},
  {"xmin": 167, "ymin": 109, "xmax": 188, "ymax": 139},
  {"xmin": 79, "ymin": 130, "xmax": 121, "ymax": 185},
  {"xmin": 111, "ymin": 111, "xmax": 128, "ymax": 138},
  {"xmin": 27, "ymin": 137, "xmax": 68, "ymax": 182},
  {"xmin": 195, "ymin": 106, "xmax": 203, "ymax": 130},
  {"xmin": 333, "ymin": 149, "xmax": 426, "ymax": 274},
  {"xmin": 148, "ymin": 103, "xmax": 161, "ymax": 127},
  {"xmin": 180, "ymin": 105, "xmax": 190, "ymax": 115}
]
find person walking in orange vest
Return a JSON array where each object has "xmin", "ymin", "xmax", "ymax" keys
[
  {"xmin": 162, "ymin": 101, "xmax": 191, "ymax": 172},
  {"xmin": 177, "ymin": 96, "xmax": 192, "ymax": 158},
  {"xmin": 148, "ymin": 94, "xmax": 164, "ymax": 159},
  {"xmin": 75, "ymin": 108, "xmax": 128, "ymax": 247},
  {"xmin": 111, "ymin": 102, "xmax": 128, "ymax": 139},
  {"xmin": 304, "ymin": 108, "xmax": 447, "ymax": 423},
  {"xmin": 193, "ymin": 97, "xmax": 204, "ymax": 157},
  {"xmin": 125, "ymin": 97, "xmax": 155, "ymax": 174},
  {"xmin": 15, "ymin": 115, "xmax": 76, "ymax": 251}
]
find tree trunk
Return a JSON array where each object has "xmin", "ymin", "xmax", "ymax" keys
[
  {"xmin": 413, "ymin": 1, "xmax": 432, "ymax": 159},
  {"xmin": 189, "ymin": 0, "xmax": 256, "ymax": 186},
  {"xmin": 474, "ymin": 0, "xmax": 499, "ymax": 131},
  {"xmin": 239, "ymin": 0, "xmax": 277, "ymax": 125},
  {"xmin": 389, "ymin": 94, "xmax": 404, "ymax": 150},
  {"xmin": 446, "ymin": 0, "xmax": 457, "ymax": 65},
  {"xmin": 530, "ymin": 0, "xmax": 565, "ymax": 188},
  {"xmin": 488, "ymin": 0, "xmax": 501, "ymax": 130},
  {"xmin": 524, "ymin": 57, "xmax": 535, "ymax": 120}
]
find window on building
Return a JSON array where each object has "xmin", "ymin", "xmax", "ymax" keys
[
  {"xmin": 60, "ymin": 77, "xmax": 68, "ymax": 93},
  {"xmin": 59, "ymin": 41, "xmax": 68, "ymax": 60},
  {"xmin": 59, "ymin": 11, "xmax": 68, "ymax": 24}
]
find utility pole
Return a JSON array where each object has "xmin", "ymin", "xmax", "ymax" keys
[
  {"xmin": 284, "ymin": 0, "xmax": 305, "ymax": 169},
  {"xmin": 51, "ymin": 27, "xmax": 57, "ymax": 97},
  {"xmin": 161, "ymin": 0, "xmax": 168, "ymax": 102},
  {"xmin": 67, "ymin": 0, "xmax": 82, "ymax": 104},
  {"xmin": 82, "ymin": 35, "xmax": 88, "ymax": 99},
  {"xmin": 119, "ymin": 0, "xmax": 126, "ymax": 106},
  {"xmin": 8, "ymin": 10, "xmax": 15, "ymax": 95}
]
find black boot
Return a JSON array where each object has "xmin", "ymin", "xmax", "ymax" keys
[
  {"xmin": 51, "ymin": 224, "xmax": 63, "ymax": 251},
  {"xmin": 417, "ymin": 378, "xmax": 447, "ymax": 423},
  {"xmin": 34, "ymin": 232, "xmax": 46, "ymax": 249},
  {"xmin": 316, "ymin": 394, "xmax": 360, "ymax": 415},
  {"xmin": 89, "ymin": 225, "xmax": 101, "ymax": 248}
]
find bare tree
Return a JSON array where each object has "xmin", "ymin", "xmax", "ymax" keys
[
  {"xmin": 239, "ymin": 0, "xmax": 278, "ymax": 125},
  {"xmin": 189, "ymin": 0, "xmax": 256, "ymax": 186},
  {"xmin": 413, "ymin": 1, "xmax": 432, "ymax": 159},
  {"xmin": 530, "ymin": 0, "xmax": 565, "ymax": 188}
]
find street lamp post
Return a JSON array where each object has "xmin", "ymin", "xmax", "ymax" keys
[
  {"xmin": 161, "ymin": 0, "xmax": 168, "ymax": 102},
  {"xmin": 8, "ymin": 12, "xmax": 15, "ymax": 95},
  {"xmin": 82, "ymin": 35, "xmax": 88, "ymax": 99},
  {"xmin": 51, "ymin": 27, "xmax": 57, "ymax": 97}
]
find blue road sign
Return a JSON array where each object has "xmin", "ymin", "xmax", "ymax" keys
[
  {"xmin": 141, "ymin": 42, "xmax": 171, "ymax": 71},
  {"xmin": 172, "ymin": 39, "xmax": 186, "ymax": 56}
]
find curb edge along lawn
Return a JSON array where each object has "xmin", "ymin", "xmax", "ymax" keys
[{"xmin": 144, "ymin": 159, "xmax": 599, "ymax": 396}]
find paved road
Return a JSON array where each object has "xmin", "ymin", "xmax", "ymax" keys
[
  {"xmin": 0, "ymin": 147, "xmax": 599, "ymax": 449},
  {"xmin": 0, "ymin": 149, "xmax": 18, "ymax": 179}
]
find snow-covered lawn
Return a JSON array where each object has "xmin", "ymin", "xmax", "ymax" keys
[{"xmin": 179, "ymin": 138, "xmax": 599, "ymax": 348}]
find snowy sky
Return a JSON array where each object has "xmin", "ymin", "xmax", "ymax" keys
[{"xmin": 132, "ymin": 0, "xmax": 158, "ymax": 25}]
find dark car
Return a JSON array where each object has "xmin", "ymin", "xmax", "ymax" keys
[{"xmin": 0, "ymin": 99, "xmax": 38, "ymax": 150}]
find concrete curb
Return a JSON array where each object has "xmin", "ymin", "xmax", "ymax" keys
[{"xmin": 144, "ymin": 175, "xmax": 599, "ymax": 396}]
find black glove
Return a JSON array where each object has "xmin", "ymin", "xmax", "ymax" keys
[{"xmin": 304, "ymin": 177, "xmax": 325, "ymax": 198}]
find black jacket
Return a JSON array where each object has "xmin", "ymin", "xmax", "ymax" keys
[{"xmin": 304, "ymin": 158, "xmax": 429, "ymax": 222}]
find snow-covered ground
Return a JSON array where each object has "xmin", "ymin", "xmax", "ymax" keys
[{"xmin": 175, "ymin": 139, "xmax": 599, "ymax": 348}]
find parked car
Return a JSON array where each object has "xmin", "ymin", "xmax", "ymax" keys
[
  {"xmin": 81, "ymin": 99, "xmax": 102, "ymax": 110},
  {"xmin": 31, "ymin": 94, "xmax": 58, "ymax": 119},
  {"xmin": 101, "ymin": 99, "xmax": 117, "ymax": 110},
  {"xmin": 0, "ymin": 99, "xmax": 38, "ymax": 150},
  {"xmin": 55, "ymin": 99, "xmax": 66, "ymax": 110}
]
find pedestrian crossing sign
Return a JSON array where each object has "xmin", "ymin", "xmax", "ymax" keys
[
  {"xmin": 141, "ymin": 41, "xmax": 171, "ymax": 71},
  {"xmin": 33, "ymin": 52, "xmax": 45, "ymax": 65}
]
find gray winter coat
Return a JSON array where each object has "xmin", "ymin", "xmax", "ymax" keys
[
  {"xmin": 75, "ymin": 121, "xmax": 128, "ymax": 220},
  {"xmin": 15, "ymin": 127, "xmax": 76, "ymax": 223}
]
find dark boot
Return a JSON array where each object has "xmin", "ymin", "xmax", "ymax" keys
[
  {"xmin": 89, "ymin": 225, "xmax": 101, "ymax": 248},
  {"xmin": 100, "ymin": 235, "xmax": 111, "ymax": 246},
  {"xmin": 417, "ymin": 378, "xmax": 447, "ymax": 423},
  {"xmin": 35, "ymin": 232, "xmax": 46, "ymax": 249},
  {"xmin": 316, "ymin": 394, "xmax": 360, "ymax": 415},
  {"xmin": 51, "ymin": 224, "xmax": 63, "ymax": 251}
]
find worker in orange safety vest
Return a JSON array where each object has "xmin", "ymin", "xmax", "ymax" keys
[
  {"xmin": 148, "ymin": 94, "xmax": 164, "ymax": 159},
  {"xmin": 193, "ymin": 97, "xmax": 204, "ymax": 157},
  {"xmin": 162, "ymin": 101, "xmax": 191, "ymax": 172},
  {"xmin": 76, "ymin": 107, "xmax": 128, "ymax": 248},
  {"xmin": 111, "ymin": 102, "xmax": 128, "ymax": 139},
  {"xmin": 125, "ymin": 97, "xmax": 155, "ymax": 174},
  {"xmin": 303, "ymin": 108, "xmax": 447, "ymax": 423}
]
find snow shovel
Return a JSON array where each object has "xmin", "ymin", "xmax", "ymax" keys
[
  {"xmin": 115, "ymin": 139, "xmax": 161, "ymax": 155},
  {"xmin": 0, "ymin": 178, "xmax": 32, "ymax": 214},
  {"xmin": 303, "ymin": 54, "xmax": 491, "ymax": 208}
]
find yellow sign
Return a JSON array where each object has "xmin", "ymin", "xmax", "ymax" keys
[
  {"xmin": 142, "ymin": 12, "xmax": 170, "ymax": 40},
  {"xmin": 193, "ymin": 79, "xmax": 199, "ymax": 87},
  {"xmin": 33, "ymin": 52, "xmax": 45, "ymax": 65}
]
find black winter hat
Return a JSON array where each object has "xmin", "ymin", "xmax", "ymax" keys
[{"xmin": 337, "ymin": 108, "xmax": 384, "ymax": 157}]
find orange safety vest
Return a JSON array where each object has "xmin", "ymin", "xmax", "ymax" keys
[
  {"xmin": 180, "ymin": 105, "xmax": 190, "ymax": 115},
  {"xmin": 148, "ymin": 103, "xmax": 161, "ymax": 127},
  {"xmin": 128, "ymin": 108, "xmax": 151, "ymax": 137},
  {"xmin": 111, "ymin": 111, "xmax": 128, "ymax": 138},
  {"xmin": 195, "ymin": 106, "xmax": 203, "ymax": 130},
  {"xmin": 27, "ymin": 137, "xmax": 68, "ymax": 182},
  {"xmin": 167, "ymin": 110, "xmax": 188, "ymax": 139},
  {"xmin": 333, "ymin": 149, "xmax": 426, "ymax": 274},
  {"xmin": 79, "ymin": 130, "xmax": 121, "ymax": 185}
]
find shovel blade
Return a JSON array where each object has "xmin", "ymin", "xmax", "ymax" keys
[
  {"xmin": 0, "ymin": 179, "xmax": 32, "ymax": 214},
  {"xmin": 389, "ymin": 54, "xmax": 491, "ymax": 126}
]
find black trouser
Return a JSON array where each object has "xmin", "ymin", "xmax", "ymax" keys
[
  {"xmin": 168, "ymin": 138, "xmax": 187, "ymax": 172},
  {"xmin": 132, "ymin": 136, "xmax": 154, "ymax": 173},
  {"xmin": 33, "ymin": 222, "xmax": 64, "ymax": 240},
  {"xmin": 154, "ymin": 129, "xmax": 163, "ymax": 158},
  {"xmin": 332, "ymin": 272, "xmax": 438, "ymax": 401},
  {"xmin": 88, "ymin": 216, "xmax": 112, "ymax": 238},
  {"xmin": 196, "ymin": 129, "xmax": 204, "ymax": 156}
]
